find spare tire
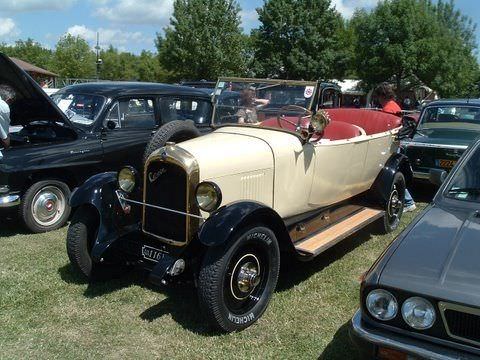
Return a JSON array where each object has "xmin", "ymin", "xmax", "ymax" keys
[{"xmin": 143, "ymin": 120, "xmax": 201, "ymax": 166}]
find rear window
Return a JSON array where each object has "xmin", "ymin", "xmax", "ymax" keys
[{"xmin": 420, "ymin": 106, "xmax": 480, "ymax": 129}]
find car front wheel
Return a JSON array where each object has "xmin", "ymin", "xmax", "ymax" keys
[
  {"xmin": 198, "ymin": 225, "xmax": 280, "ymax": 332},
  {"xmin": 379, "ymin": 172, "xmax": 405, "ymax": 234},
  {"xmin": 20, "ymin": 180, "xmax": 71, "ymax": 233},
  {"xmin": 66, "ymin": 207, "xmax": 124, "ymax": 281}
]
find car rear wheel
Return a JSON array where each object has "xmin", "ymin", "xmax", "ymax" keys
[
  {"xmin": 198, "ymin": 225, "xmax": 280, "ymax": 332},
  {"xmin": 20, "ymin": 180, "xmax": 71, "ymax": 233},
  {"xmin": 378, "ymin": 172, "xmax": 405, "ymax": 234},
  {"xmin": 66, "ymin": 207, "xmax": 125, "ymax": 281},
  {"xmin": 143, "ymin": 120, "xmax": 201, "ymax": 166}
]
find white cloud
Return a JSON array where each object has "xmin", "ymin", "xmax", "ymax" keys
[
  {"xmin": 331, "ymin": 0, "xmax": 380, "ymax": 18},
  {"xmin": 66, "ymin": 25, "xmax": 152, "ymax": 50},
  {"xmin": 0, "ymin": 0, "xmax": 76, "ymax": 12},
  {"xmin": 0, "ymin": 17, "xmax": 20, "ymax": 37},
  {"xmin": 93, "ymin": 0, "xmax": 174, "ymax": 25}
]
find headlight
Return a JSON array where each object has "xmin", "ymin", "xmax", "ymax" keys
[
  {"xmin": 402, "ymin": 297, "xmax": 436, "ymax": 330},
  {"xmin": 195, "ymin": 181, "xmax": 222, "ymax": 212},
  {"xmin": 118, "ymin": 166, "xmax": 138, "ymax": 193},
  {"xmin": 366, "ymin": 289, "xmax": 398, "ymax": 321}
]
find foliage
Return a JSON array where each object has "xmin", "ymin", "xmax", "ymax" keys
[
  {"xmin": 50, "ymin": 34, "xmax": 96, "ymax": 78},
  {"xmin": 351, "ymin": 0, "xmax": 479, "ymax": 97},
  {"xmin": 252, "ymin": 0, "xmax": 347, "ymax": 80},
  {"xmin": 157, "ymin": 0, "xmax": 247, "ymax": 81},
  {"xmin": 0, "ymin": 39, "xmax": 53, "ymax": 70}
]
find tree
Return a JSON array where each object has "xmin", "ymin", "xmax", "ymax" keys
[
  {"xmin": 351, "ymin": 0, "xmax": 479, "ymax": 97},
  {"xmin": 252, "ymin": 0, "xmax": 346, "ymax": 80},
  {"xmin": 51, "ymin": 34, "xmax": 96, "ymax": 78},
  {"xmin": 156, "ymin": 0, "xmax": 247, "ymax": 80},
  {"xmin": 0, "ymin": 38, "xmax": 53, "ymax": 69}
]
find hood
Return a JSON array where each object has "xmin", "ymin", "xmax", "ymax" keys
[
  {"xmin": 408, "ymin": 127, "xmax": 479, "ymax": 148},
  {"xmin": 380, "ymin": 204, "xmax": 480, "ymax": 307},
  {"xmin": 177, "ymin": 127, "xmax": 275, "ymax": 180},
  {"xmin": 0, "ymin": 53, "xmax": 73, "ymax": 128}
]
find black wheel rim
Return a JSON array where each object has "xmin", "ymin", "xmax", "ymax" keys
[
  {"xmin": 387, "ymin": 183, "xmax": 404, "ymax": 227},
  {"xmin": 224, "ymin": 244, "xmax": 269, "ymax": 315}
]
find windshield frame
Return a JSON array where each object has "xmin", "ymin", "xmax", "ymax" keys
[
  {"xmin": 51, "ymin": 91, "xmax": 107, "ymax": 128},
  {"xmin": 418, "ymin": 104, "xmax": 480, "ymax": 131},
  {"xmin": 210, "ymin": 77, "xmax": 319, "ymax": 134},
  {"xmin": 437, "ymin": 140, "xmax": 480, "ymax": 207}
]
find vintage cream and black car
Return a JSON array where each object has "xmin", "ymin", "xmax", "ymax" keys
[{"xmin": 67, "ymin": 78, "xmax": 413, "ymax": 332}]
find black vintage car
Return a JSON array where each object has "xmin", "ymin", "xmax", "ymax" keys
[
  {"xmin": 401, "ymin": 99, "xmax": 480, "ymax": 181},
  {"xmin": 351, "ymin": 137, "xmax": 480, "ymax": 359},
  {"xmin": 0, "ymin": 54, "xmax": 212, "ymax": 232}
]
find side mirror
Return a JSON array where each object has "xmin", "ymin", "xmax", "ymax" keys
[
  {"xmin": 396, "ymin": 115, "xmax": 417, "ymax": 140},
  {"xmin": 106, "ymin": 120, "xmax": 117, "ymax": 130},
  {"xmin": 429, "ymin": 168, "xmax": 447, "ymax": 186}
]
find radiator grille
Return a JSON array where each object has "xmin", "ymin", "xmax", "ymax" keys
[
  {"xmin": 440, "ymin": 302, "xmax": 480, "ymax": 347},
  {"xmin": 143, "ymin": 161, "xmax": 187, "ymax": 242}
]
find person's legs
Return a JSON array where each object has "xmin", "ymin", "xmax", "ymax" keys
[{"xmin": 404, "ymin": 188, "xmax": 416, "ymax": 212}]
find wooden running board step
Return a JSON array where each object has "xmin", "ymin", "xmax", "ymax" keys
[{"xmin": 294, "ymin": 207, "xmax": 384, "ymax": 257}]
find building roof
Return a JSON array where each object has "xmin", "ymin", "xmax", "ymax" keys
[{"xmin": 9, "ymin": 57, "xmax": 58, "ymax": 77}]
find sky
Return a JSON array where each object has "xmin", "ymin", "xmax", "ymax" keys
[{"xmin": 0, "ymin": 0, "xmax": 479, "ymax": 54}]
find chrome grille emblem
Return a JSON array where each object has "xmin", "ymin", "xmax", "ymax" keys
[{"xmin": 148, "ymin": 168, "xmax": 167, "ymax": 183}]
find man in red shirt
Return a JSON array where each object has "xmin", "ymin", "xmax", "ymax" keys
[{"xmin": 374, "ymin": 83, "xmax": 402, "ymax": 115}]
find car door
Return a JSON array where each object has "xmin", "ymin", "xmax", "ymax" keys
[{"xmin": 101, "ymin": 97, "xmax": 158, "ymax": 171}]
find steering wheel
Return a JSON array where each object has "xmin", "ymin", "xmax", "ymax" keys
[{"xmin": 276, "ymin": 105, "xmax": 312, "ymax": 132}]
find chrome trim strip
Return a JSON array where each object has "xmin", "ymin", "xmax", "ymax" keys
[
  {"xmin": 439, "ymin": 302, "xmax": 480, "ymax": 348},
  {"xmin": 0, "ymin": 194, "xmax": 20, "ymax": 208},
  {"xmin": 351, "ymin": 310, "xmax": 466, "ymax": 360},
  {"xmin": 404, "ymin": 142, "xmax": 468, "ymax": 150},
  {"xmin": 413, "ymin": 171, "xmax": 430, "ymax": 179},
  {"xmin": 117, "ymin": 192, "xmax": 204, "ymax": 220}
]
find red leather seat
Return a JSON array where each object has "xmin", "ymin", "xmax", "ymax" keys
[
  {"xmin": 321, "ymin": 121, "xmax": 362, "ymax": 140},
  {"xmin": 325, "ymin": 109, "xmax": 401, "ymax": 135}
]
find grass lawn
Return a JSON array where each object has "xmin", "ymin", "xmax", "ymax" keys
[{"xmin": 0, "ymin": 198, "xmax": 431, "ymax": 359}]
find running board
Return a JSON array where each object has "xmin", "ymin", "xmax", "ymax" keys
[{"xmin": 294, "ymin": 208, "xmax": 384, "ymax": 257}]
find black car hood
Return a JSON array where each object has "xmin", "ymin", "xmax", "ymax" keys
[
  {"xmin": 409, "ymin": 127, "xmax": 479, "ymax": 148},
  {"xmin": 380, "ymin": 204, "xmax": 480, "ymax": 307},
  {"xmin": 0, "ymin": 53, "xmax": 73, "ymax": 128}
]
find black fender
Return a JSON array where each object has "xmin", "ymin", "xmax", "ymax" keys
[
  {"xmin": 371, "ymin": 153, "xmax": 413, "ymax": 204},
  {"xmin": 198, "ymin": 201, "xmax": 295, "ymax": 253},
  {"xmin": 69, "ymin": 171, "xmax": 126, "ymax": 262}
]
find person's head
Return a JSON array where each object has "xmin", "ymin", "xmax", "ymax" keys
[
  {"xmin": 240, "ymin": 88, "xmax": 255, "ymax": 107},
  {"xmin": 0, "ymin": 85, "xmax": 16, "ymax": 105},
  {"xmin": 374, "ymin": 83, "xmax": 396, "ymax": 106}
]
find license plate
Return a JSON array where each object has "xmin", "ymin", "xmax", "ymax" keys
[
  {"xmin": 436, "ymin": 159, "xmax": 457, "ymax": 169},
  {"xmin": 141, "ymin": 245, "xmax": 165, "ymax": 263}
]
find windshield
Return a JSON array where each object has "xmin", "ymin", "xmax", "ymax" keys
[
  {"xmin": 52, "ymin": 92, "xmax": 106, "ymax": 126},
  {"xmin": 445, "ymin": 144, "xmax": 480, "ymax": 203},
  {"xmin": 419, "ymin": 106, "xmax": 480, "ymax": 131},
  {"xmin": 212, "ymin": 79, "xmax": 317, "ymax": 126}
]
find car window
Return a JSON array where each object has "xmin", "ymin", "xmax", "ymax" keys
[
  {"xmin": 420, "ymin": 106, "xmax": 480, "ymax": 129},
  {"xmin": 52, "ymin": 93, "xmax": 106, "ymax": 126},
  {"xmin": 106, "ymin": 98, "xmax": 156, "ymax": 129},
  {"xmin": 445, "ymin": 144, "xmax": 480, "ymax": 203},
  {"xmin": 159, "ymin": 97, "xmax": 211, "ymax": 125},
  {"xmin": 320, "ymin": 88, "xmax": 339, "ymax": 109}
]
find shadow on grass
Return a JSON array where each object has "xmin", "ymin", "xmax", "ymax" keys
[
  {"xmin": 139, "ymin": 285, "xmax": 221, "ymax": 336},
  {"xmin": 0, "ymin": 213, "xmax": 29, "ymax": 237},
  {"xmin": 277, "ymin": 226, "xmax": 374, "ymax": 292},
  {"xmin": 58, "ymin": 263, "xmax": 219, "ymax": 335},
  {"xmin": 319, "ymin": 321, "xmax": 358, "ymax": 360}
]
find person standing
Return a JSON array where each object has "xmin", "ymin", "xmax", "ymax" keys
[
  {"xmin": 0, "ymin": 85, "xmax": 15, "ymax": 149},
  {"xmin": 374, "ymin": 83, "xmax": 417, "ymax": 212}
]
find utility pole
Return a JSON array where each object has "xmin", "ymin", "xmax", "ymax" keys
[{"xmin": 95, "ymin": 32, "xmax": 102, "ymax": 81}]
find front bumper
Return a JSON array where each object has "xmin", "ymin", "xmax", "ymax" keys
[
  {"xmin": 350, "ymin": 310, "xmax": 478, "ymax": 360},
  {"xmin": 0, "ymin": 193, "xmax": 20, "ymax": 208}
]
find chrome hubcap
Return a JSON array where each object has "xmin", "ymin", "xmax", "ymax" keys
[
  {"xmin": 31, "ymin": 186, "xmax": 66, "ymax": 226},
  {"xmin": 388, "ymin": 185, "xmax": 402, "ymax": 219},
  {"xmin": 230, "ymin": 254, "xmax": 261, "ymax": 300}
]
